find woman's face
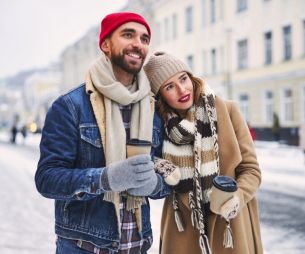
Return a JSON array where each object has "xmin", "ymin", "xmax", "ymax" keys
[{"xmin": 159, "ymin": 72, "xmax": 194, "ymax": 115}]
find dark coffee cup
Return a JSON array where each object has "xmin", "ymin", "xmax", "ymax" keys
[
  {"xmin": 209, "ymin": 175, "xmax": 237, "ymax": 214},
  {"xmin": 126, "ymin": 139, "xmax": 152, "ymax": 158}
]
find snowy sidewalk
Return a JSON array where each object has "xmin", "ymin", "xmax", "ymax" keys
[
  {"xmin": 1, "ymin": 133, "xmax": 304, "ymax": 253},
  {"xmin": 256, "ymin": 140, "xmax": 305, "ymax": 198}
]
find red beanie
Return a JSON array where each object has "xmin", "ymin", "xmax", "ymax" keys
[{"xmin": 99, "ymin": 12, "xmax": 151, "ymax": 50}]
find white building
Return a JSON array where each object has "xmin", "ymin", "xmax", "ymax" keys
[
  {"xmin": 61, "ymin": 27, "xmax": 101, "ymax": 92},
  {"xmin": 23, "ymin": 65, "xmax": 61, "ymax": 131},
  {"xmin": 60, "ymin": 0, "xmax": 305, "ymax": 144}
]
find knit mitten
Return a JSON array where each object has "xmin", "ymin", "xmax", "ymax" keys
[
  {"xmin": 100, "ymin": 154, "xmax": 154, "ymax": 192},
  {"xmin": 127, "ymin": 173, "xmax": 162, "ymax": 196},
  {"xmin": 219, "ymin": 195, "xmax": 240, "ymax": 220},
  {"xmin": 154, "ymin": 158, "xmax": 181, "ymax": 186}
]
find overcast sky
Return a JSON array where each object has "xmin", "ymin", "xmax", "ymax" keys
[{"xmin": 0, "ymin": 0, "xmax": 128, "ymax": 78}]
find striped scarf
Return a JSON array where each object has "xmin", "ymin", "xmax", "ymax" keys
[{"xmin": 162, "ymin": 84, "xmax": 219, "ymax": 254}]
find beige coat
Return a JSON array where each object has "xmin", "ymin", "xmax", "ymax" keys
[{"xmin": 160, "ymin": 97, "xmax": 263, "ymax": 254}]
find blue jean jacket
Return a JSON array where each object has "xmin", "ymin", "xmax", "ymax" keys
[{"xmin": 35, "ymin": 84, "xmax": 170, "ymax": 251}]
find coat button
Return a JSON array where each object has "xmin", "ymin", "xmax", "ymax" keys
[{"xmin": 112, "ymin": 242, "xmax": 118, "ymax": 248}]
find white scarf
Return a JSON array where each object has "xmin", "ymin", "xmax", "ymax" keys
[{"xmin": 87, "ymin": 52, "xmax": 153, "ymax": 232}]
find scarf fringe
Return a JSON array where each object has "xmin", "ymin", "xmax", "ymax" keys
[
  {"xmin": 199, "ymin": 234, "xmax": 212, "ymax": 254},
  {"xmin": 174, "ymin": 209, "xmax": 185, "ymax": 232},
  {"xmin": 223, "ymin": 220, "xmax": 234, "ymax": 248},
  {"xmin": 172, "ymin": 191, "xmax": 185, "ymax": 232}
]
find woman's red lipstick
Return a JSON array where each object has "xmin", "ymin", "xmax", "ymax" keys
[{"xmin": 178, "ymin": 94, "xmax": 191, "ymax": 103}]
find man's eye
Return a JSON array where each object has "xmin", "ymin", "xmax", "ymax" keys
[
  {"xmin": 123, "ymin": 33, "xmax": 132, "ymax": 38},
  {"xmin": 141, "ymin": 37, "xmax": 150, "ymax": 44}
]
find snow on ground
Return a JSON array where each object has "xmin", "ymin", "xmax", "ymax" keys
[
  {"xmin": 1, "ymin": 132, "xmax": 304, "ymax": 254},
  {"xmin": 256, "ymin": 141, "xmax": 305, "ymax": 198}
]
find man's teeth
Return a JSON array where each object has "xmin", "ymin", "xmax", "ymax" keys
[{"xmin": 128, "ymin": 53, "xmax": 141, "ymax": 59}]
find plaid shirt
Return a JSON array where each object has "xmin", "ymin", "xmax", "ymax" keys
[{"xmin": 100, "ymin": 104, "xmax": 152, "ymax": 254}]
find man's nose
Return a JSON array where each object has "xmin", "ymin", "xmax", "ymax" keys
[{"xmin": 131, "ymin": 36, "xmax": 143, "ymax": 48}]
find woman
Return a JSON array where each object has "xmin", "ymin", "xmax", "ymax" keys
[{"xmin": 145, "ymin": 52, "xmax": 263, "ymax": 254}]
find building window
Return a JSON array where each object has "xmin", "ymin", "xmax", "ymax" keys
[
  {"xmin": 185, "ymin": 6, "xmax": 193, "ymax": 33},
  {"xmin": 283, "ymin": 25, "xmax": 292, "ymax": 60},
  {"xmin": 264, "ymin": 31, "xmax": 272, "ymax": 65},
  {"xmin": 264, "ymin": 90, "xmax": 273, "ymax": 123},
  {"xmin": 302, "ymin": 86, "xmax": 305, "ymax": 121},
  {"xmin": 186, "ymin": 55, "xmax": 194, "ymax": 71},
  {"xmin": 211, "ymin": 48, "xmax": 217, "ymax": 74},
  {"xmin": 210, "ymin": 0, "xmax": 216, "ymax": 24},
  {"xmin": 237, "ymin": 0, "xmax": 247, "ymax": 12},
  {"xmin": 237, "ymin": 39, "xmax": 248, "ymax": 70},
  {"xmin": 239, "ymin": 93, "xmax": 249, "ymax": 121},
  {"xmin": 303, "ymin": 20, "xmax": 305, "ymax": 56},
  {"xmin": 220, "ymin": 0, "xmax": 224, "ymax": 20},
  {"xmin": 164, "ymin": 17, "xmax": 169, "ymax": 42},
  {"xmin": 172, "ymin": 14, "xmax": 177, "ymax": 39},
  {"xmin": 202, "ymin": 50, "xmax": 207, "ymax": 75},
  {"xmin": 283, "ymin": 88, "xmax": 293, "ymax": 122},
  {"xmin": 202, "ymin": 0, "xmax": 206, "ymax": 28}
]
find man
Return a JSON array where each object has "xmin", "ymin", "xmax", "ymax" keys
[{"xmin": 35, "ymin": 12, "xmax": 168, "ymax": 254}]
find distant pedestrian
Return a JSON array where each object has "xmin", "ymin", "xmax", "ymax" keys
[
  {"xmin": 10, "ymin": 124, "xmax": 18, "ymax": 144},
  {"xmin": 21, "ymin": 125, "xmax": 27, "ymax": 140},
  {"xmin": 272, "ymin": 112, "xmax": 280, "ymax": 141}
]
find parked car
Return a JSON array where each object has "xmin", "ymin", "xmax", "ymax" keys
[{"xmin": 247, "ymin": 123, "xmax": 256, "ymax": 141}]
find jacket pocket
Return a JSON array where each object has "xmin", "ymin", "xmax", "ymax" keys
[
  {"xmin": 79, "ymin": 124, "xmax": 104, "ymax": 167},
  {"xmin": 80, "ymin": 124, "xmax": 102, "ymax": 148}
]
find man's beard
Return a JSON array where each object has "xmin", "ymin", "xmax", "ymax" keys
[{"xmin": 111, "ymin": 49, "xmax": 145, "ymax": 75}]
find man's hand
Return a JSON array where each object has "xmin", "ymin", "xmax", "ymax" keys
[
  {"xmin": 127, "ymin": 172, "xmax": 161, "ymax": 196},
  {"xmin": 100, "ymin": 154, "xmax": 154, "ymax": 192}
]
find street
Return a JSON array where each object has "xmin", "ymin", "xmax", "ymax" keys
[{"xmin": 0, "ymin": 135, "xmax": 304, "ymax": 254}]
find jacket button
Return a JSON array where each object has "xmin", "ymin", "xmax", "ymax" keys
[{"xmin": 112, "ymin": 242, "xmax": 118, "ymax": 248}]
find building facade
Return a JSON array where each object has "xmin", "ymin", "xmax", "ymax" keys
[
  {"xmin": 147, "ymin": 0, "xmax": 305, "ymax": 145},
  {"xmin": 60, "ymin": 0, "xmax": 305, "ymax": 145}
]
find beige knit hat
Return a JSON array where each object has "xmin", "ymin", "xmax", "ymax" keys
[{"xmin": 144, "ymin": 52, "xmax": 192, "ymax": 95}]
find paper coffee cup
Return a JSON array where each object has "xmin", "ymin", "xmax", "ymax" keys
[
  {"xmin": 209, "ymin": 175, "xmax": 237, "ymax": 214},
  {"xmin": 126, "ymin": 139, "xmax": 152, "ymax": 158}
]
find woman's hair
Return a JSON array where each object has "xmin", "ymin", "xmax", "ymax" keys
[{"xmin": 156, "ymin": 73, "xmax": 204, "ymax": 120}]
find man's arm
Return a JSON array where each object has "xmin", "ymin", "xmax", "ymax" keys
[{"xmin": 35, "ymin": 96, "xmax": 105, "ymax": 201}]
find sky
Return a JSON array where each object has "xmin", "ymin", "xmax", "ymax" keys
[{"xmin": 0, "ymin": 0, "xmax": 128, "ymax": 78}]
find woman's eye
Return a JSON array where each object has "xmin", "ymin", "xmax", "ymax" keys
[
  {"xmin": 165, "ymin": 84, "xmax": 174, "ymax": 91},
  {"xmin": 181, "ymin": 76, "xmax": 187, "ymax": 82}
]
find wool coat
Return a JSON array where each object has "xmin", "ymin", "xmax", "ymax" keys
[{"xmin": 159, "ymin": 96, "xmax": 263, "ymax": 254}]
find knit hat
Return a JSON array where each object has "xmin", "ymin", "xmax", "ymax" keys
[
  {"xmin": 144, "ymin": 52, "xmax": 192, "ymax": 95},
  {"xmin": 99, "ymin": 12, "xmax": 151, "ymax": 49}
]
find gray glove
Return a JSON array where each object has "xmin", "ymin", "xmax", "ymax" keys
[
  {"xmin": 127, "ymin": 173, "xmax": 161, "ymax": 196},
  {"xmin": 100, "ymin": 154, "xmax": 154, "ymax": 192}
]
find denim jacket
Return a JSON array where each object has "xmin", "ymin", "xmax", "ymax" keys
[{"xmin": 35, "ymin": 84, "xmax": 170, "ymax": 251}]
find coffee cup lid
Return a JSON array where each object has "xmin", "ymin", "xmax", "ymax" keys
[{"xmin": 212, "ymin": 176, "xmax": 237, "ymax": 192}]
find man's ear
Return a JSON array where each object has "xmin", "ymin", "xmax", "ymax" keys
[{"xmin": 101, "ymin": 39, "xmax": 110, "ymax": 54}]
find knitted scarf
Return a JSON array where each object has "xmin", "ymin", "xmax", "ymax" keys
[
  {"xmin": 86, "ymin": 52, "xmax": 153, "ymax": 233},
  {"xmin": 162, "ymin": 84, "xmax": 219, "ymax": 254}
]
